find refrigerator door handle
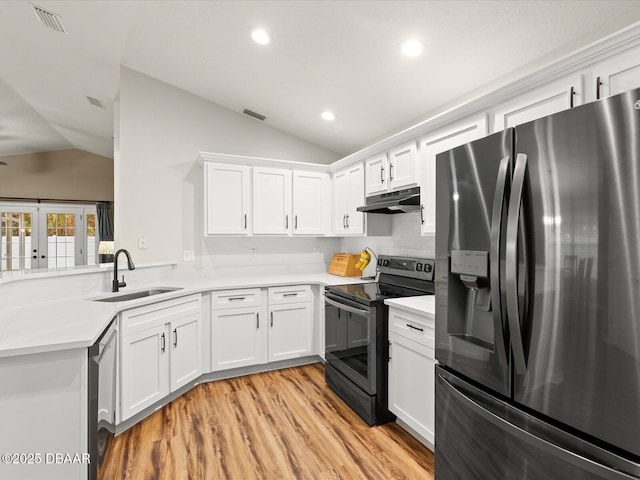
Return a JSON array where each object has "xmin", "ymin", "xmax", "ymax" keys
[
  {"xmin": 490, "ymin": 155, "xmax": 510, "ymax": 368},
  {"xmin": 506, "ymin": 153, "xmax": 528, "ymax": 374},
  {"xmin": 437, "ymin": 373, "xmax": 639, "ymax": 480}
]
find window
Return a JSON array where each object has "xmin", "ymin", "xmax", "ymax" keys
[{"xmin": 0, "ymin": 203, "xmax": 98, "ymax": 272}]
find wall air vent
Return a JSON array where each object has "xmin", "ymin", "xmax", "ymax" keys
[
  {"xmin": 87, "ymin": 96, "xmax": 105, "ymax": 108},
  {"xmin": 30, "ymin": 3, "xmax": 67, "ymax": 34},
  {"xmin": 242, "ymin": 109, "xmax": 266, "ymax": 121}
]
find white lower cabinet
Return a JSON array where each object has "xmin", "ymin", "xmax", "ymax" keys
[
  {"xmin": 268, "ymin": 285, "xmax": 313, "ymax": 361},
  {"xmin": 121, "ymin": 324, "xmax": 169, "ymax": 421},
  {"xmin": 211, "ymin": 306, "xmax": 267, "ymax": 371},
  {"xmin": 170, "ymin": 313, "xmax": 202, "ymax": 391},
  {"xmin": 268, "ymin": 302, "xmax": 312, "ymax": 361},
  {"xmin": 387, "ymin": 305, "xmax": 435, "ymax": 448},
  {"xmin": 120, "ymin": 294, "xmax": 202, "ymax": 422},
  {"xmin": 211, "ymin": 286, "xmax": 313, "ymax": 370}
]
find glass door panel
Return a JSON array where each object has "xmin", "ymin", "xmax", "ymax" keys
[
  {"xmin": 39, "ymin": 208, "xmax": 83, "ymax": 269},
  {"xmin": 86, "ymin": 211, "xmax": 97, "ymax": 266},
  {"xmin": 1, "ymin": 210, "xmax": 37, "ymax": 272}
]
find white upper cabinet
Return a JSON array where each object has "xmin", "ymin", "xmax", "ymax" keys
[
  {"xmin": 204, "ymin": 162, "xmax": 251, "ymax": 235},
  {"xmin": 365, "ymin": 142, "xmax": 418, "ymax": 196},
  {"xmin": 388, "ymin": 141, "xmax": 419, "ymax": 190},
  {"xmin": 592, "ymin": 44, "xmax": 640, "ymax": 99},
  {"xmin": 334, "ymin": 163, "xmax": 365, "ymax": 235},
  {"xmin": 252, "ymin": 167, "xmax": 292, "ymax": 235},
  {"xmin": 365, "ymin": 152, "xmax": 388, "ymax": 195},
  {"xmin": 493, "ymin": 73, "xmax": 583, "ymax": 131},
  {"xmin": 292, "ymin": 170, "xmax": 330, "ymax": 235},
  {"xmin": 419, "ymin": 115, "xmax": 488, "ymax": 235}
]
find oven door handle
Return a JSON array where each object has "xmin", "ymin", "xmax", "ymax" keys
[{"xmin": 325, "ymin": 296, "xmax": 370, "ymax": 317}]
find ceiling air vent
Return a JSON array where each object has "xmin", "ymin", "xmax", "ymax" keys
[
  {"xmin": 242, "ymin": 109, "xmax": 266, "ymax": 121},
  {"xmin": 30, "ymin": 3, "xmax": 67, "ymax": 34},
  {"xmin": 87, "ymin": 96, "xmax": 105, "ymax": 108}
]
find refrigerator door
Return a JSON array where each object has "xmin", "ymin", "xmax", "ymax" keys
[
  {"xmin": 512, "ymin": 87, "xmax": 640, "ymax": 457},
  {"xmin": 435, "ymin": 366, "xmax": 640, "ymax": 480},
  {"xmin": 435, "ymin": 130, "xmax": 512, "ymax": 396}
]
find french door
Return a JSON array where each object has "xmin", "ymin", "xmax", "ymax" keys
[{"xmin": 1, "ymin": 203, "xmax": 97, "ymax": 271}]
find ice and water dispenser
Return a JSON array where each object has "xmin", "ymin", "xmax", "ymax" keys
[{"xmin": 448, "ymin": 249, "xmax": 495, "ymax": 350}]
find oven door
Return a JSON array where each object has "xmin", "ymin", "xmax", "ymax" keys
[{"xmin": 324, "ymin": 292, "xmax": 376, "ymax": 395}]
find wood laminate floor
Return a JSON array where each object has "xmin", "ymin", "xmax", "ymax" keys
[{"xmin": 99, "ymin": 362, "xmax": 435, "ymax": 480}]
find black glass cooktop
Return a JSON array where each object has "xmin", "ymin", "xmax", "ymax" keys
[
  {"xmin": 326, "ymin": 279, "xmax": 433, "ymax": 306},
  {"xmin": 328, "ymin": 283, "xmax": 383, "ymax": 303}
]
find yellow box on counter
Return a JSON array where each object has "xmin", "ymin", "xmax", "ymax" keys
[{"xmin": 328, "ymin": 253, "xmax": 362, "ymax": 277}]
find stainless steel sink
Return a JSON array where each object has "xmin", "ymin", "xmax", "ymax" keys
[{"xmin": 93, "ymin": 287, "xmax": 183, "ymax": 302}]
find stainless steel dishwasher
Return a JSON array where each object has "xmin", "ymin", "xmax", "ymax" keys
[{"xmin": 88, "ymin": 317, "xmax": 117, "ymax": 480}]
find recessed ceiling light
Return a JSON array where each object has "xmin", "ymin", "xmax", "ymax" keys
[
  {"xmin": 251, "ymin": 28, "xmax": 271, "ymax": 45},
  {"xmin": 321, "ymin": 111, "xmax": 335, "ymax": 122},
  {"xmin": 400, "ymin": 39, "xmax": 423, "ymax": 57}
]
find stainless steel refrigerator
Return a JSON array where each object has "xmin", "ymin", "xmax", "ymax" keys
[{"xmin": 435, "ymin": 87, "xmax": 640, "ymax": 479}]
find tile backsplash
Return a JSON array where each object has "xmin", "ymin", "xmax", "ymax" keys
[
  {"xmin": 340, "ymin": 211, "xmax": 435, "ymax": 259},
  {"xmin": 200, "ymin": 212, "xmax": 434, "ymax": 276}
]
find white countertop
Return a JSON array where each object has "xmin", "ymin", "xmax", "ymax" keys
[
  {"xmin": 0, "ymin": 271, "xmax": 371, "ymax": 359},
  {"xmin": 384, "ymin": 295, "xmax": 435, "ymax": 316}
]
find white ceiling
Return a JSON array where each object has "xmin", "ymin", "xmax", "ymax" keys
[{"xmin": 1, "ymin": 1, "xmax": 640, "ymax": 160}]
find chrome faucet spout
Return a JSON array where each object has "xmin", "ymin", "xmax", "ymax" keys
[{"xmin": 112, "ymin": 249, "xmax": 136, "ymax": 292}]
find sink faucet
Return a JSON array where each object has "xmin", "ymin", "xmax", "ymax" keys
[{"xmin": 112, "ymin": 249, "xmax": 136, "ymax": 292}]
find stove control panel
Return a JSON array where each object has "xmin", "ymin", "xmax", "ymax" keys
[{"xmin": 377, "ymin": 255, "xmax": 435, "ymax": 281}]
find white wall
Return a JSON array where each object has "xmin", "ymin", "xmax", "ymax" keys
[{"xmin": 116, "ymin": 67, "xmax": 341, "ymax": 265}]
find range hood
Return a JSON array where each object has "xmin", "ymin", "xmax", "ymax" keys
[{"xmin": 356, "ymin": 186, "xmax": 421, "ymax": 214}]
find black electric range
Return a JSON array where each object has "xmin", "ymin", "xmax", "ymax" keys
[
  {"xmin": 326, "ymin": 255, "xmax": 435, "ymax": 304},
  {"xmin": 324, "ymin": 255, "xmax": 434, "ymax": 426}
]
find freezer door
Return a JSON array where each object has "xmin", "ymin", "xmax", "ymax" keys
[
  {"xmin": 435, "ymin": 366, "xmax": 640, "ymax": 480},
  {"xmin": 512, "ymin": 87, "xmax": 640, "ymax": 457},
  {"xmin": 435, "ymin": 130, "xmax": 512, "ymax": 396}
]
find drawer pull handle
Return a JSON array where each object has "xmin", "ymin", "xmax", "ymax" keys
[
  {"xmin": 173, "ymin": 328, "xmax": 178, "ymax": 348},
  {"xmin": 228, "ymin": 296, "xmax": 246, "ymax": 301},
  {"xmin": 256, "ymin": 312, "xmax": 260, "ymax": 329},
  {"xmin": 271, "ymin": 311, "xmax": 274, "ymax": 327},
  {"xmin": 406, "ymin": 323, "xmax": 424, "ymax": 332},
  {"xmin": 161, "ymin": 333, "xmax": 166, "ymax": 353},
  {"xmin": 283, "ymin": 293, "xmax": 298, "ymax": 297}
]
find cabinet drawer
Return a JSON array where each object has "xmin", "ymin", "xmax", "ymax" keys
[
  {"xmin": 211, "ymin": 288, "xmax": 261, "ymax": 309},
  {"xmin": 389, "ymin": 307, "xmax": 435, "ymax": 349},
  {"xmin": 268, "ymin": 285, "xmax": 311, "ymax": 304},
  {"xmin": 121, "ymin": 294, "xmax": 202, "ymax": 337}
]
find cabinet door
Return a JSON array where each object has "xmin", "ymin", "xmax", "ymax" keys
[
  {"xmin": 365, "ymin": 153, "xmax": 388, "ymax": 195},
  {"xmin": 388, "ymin": 141, "xmax": 418, "ymax": 191},
  {"xmin": 268, "ymin": 303, "xmax": 312, "ymax": 362},
  {"xmin": 419, "ymin": 114, "xmax": 488, "ymax": 234},
  {"xmin": 593, "ymin": 44, "xmax": 640, "ymax": 99},
  {"xmin": 493, "ymin": 73, "xmax": 583, "ymax": 131},
  {"xmin": 388, "ymin": 331, "xmax": 435, "ymax": 447},
  {"xmin": 121, "ymin": 325, "xmax": 169, "ymax": 421},
  {"xmin": 211, "ymin": 306, "xmax": 267, "ymax": 371},
  {"xmin": 252, "ymin": 167, "xmax": 292, "ymax": 234},
  {"xmin": 169, "ymin": 313, "xmax": 201, "ymax": 392},
  {"xmin": 292, "ymin": 171, "xmax": 330, "ymax": 235},
  {"xmin": 205, "ymin": 162, "xmax": 251, "ymax": 235},
  {"xmin": 345, "ymin": 163, "xmax": 365, "ymax": 235},
  {"xmin": 332, "ymin": 170, "xmax": 348, "ymax": 234}
]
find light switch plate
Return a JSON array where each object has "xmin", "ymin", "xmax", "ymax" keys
[{"xmin": 183, "ymin": 250, "xmax": 195, "ymax": 261}]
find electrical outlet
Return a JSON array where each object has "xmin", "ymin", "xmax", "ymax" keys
[
  {"xmin": 250, "ymin": 248, "xmax": 256, "ymax": 258},
  {"xmin": 138, "ymin": 236, "xmax": 147, "ymax": 249},
  {"xmin": 183, "ymin": 250, "xmax": 195, "ymax": 261}
]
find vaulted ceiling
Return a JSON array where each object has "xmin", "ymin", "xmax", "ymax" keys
[{"xmin": 1, "ymin": 0, "xmax": 640, "ymax": 159}]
